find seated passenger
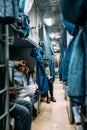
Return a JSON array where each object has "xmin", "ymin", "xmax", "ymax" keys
[
  {"xmin": 9, "ymin": 60, "xmax": 38, "ymax": 119},
  {"xmin": 13, "ymin": 61, "xmax": 38, "ymax": 96}
]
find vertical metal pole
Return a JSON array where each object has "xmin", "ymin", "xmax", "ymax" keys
[
  {"xmin": 4, "ymin": 24, "xmax": 9, "ymax": 130},
  {"xmin": 36, "ymin": 6, "xmax": 38, "ymax": 44}
]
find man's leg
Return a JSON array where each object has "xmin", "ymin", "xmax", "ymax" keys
[
  {"xmin": 10, "ymin": 102, "xmax": 31, "ymax": 130},
  {"xmin": 46, "ymin": 92, "xmax": 50, "ymax": 104},
  {"xmin": 49, "ymin": 82, "xmax": 56, "ymax": 102},
  {"xmin": 16, "ymin": 98, "xmax": 33, "ymax": 129}
]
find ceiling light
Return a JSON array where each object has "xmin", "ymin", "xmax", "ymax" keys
[
  {"xmin": 51, "ymin": 41, "xmax": 56, "ymax": 45},
  {"xmin": 44, "ymin": 18, "xmax": 52, "ymax": 26},
  {"xmin": 55, "ymin": 32, "xmax": 61, "ymax": 39},
  {"xmin": 49, "ymin": 33, "xmax": 55, "ymax": 39}
]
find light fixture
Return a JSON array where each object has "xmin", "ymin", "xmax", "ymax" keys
[
  {"xmin": 44, "ymin": 18, "xmax": 52, "ymax": 26},
  {"xmin": 49, "ymin": 33, "xmax": 55, "ymax": 39},
  {"xmin": 49, "ymin": 32, "xmax": 61, "ymax": 39},
  {"xmin": 51, "ymin": 41, "xmax": 56, "ymax": 45},
  {"xmin": 55, "ymin": 32, "xmax": 61, "ymax": 39}
]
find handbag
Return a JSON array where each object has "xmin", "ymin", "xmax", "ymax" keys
[{"xmin": 0, "ymin": 0, "xmax": 19, "ymax": 24}]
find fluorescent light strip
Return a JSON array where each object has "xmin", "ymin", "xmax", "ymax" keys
[
  {"xmin": 44, "ymin": 18, "xmax": 52, "ymax": 26},
  {"xmin": 49, "ymin": 33, "xmax": 55, "ymax": 39}
]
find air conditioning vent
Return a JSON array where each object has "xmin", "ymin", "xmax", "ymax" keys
[
  {"xmin": 50, "ymin": 0, "xmax": 58, "ymax": 3},
  {"xmin": 41, "ymin": 0, "xmax": 46, "ymax": 2}
]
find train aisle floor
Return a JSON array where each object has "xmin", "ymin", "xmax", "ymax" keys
[{"xmin": 31, "ymin": 76, "xmax": 75, "ymax": 130}]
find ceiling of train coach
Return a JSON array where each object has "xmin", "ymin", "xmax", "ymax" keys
[
  {"xmin": 35, "ymin": 0, "xmax": 62, "ymax": 52},
  {"xmin": 36, "ymin": 0, "xmax": 62, "ymax": 30}
]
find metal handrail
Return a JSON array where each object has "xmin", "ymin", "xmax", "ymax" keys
[
  {"xmin": 0, "ymin": 112, "xmax": 7, "ymax": 120},
  {"xmin": 0, "ymin": 88, "xmax": 8, "ymax": 94}
]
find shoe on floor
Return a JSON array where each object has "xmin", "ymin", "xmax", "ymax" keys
[
  {"xmin": 46, "ymin": 98, "xmax": 50, "ymax": 104},
  {"xmin": 51, "ymin": 97, "xmax": 56, "ymax": 102}
]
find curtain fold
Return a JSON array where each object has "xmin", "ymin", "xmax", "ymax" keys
[
  {"xmin": 18, "ymin": 0, "xmax": 34, "ymax": 14},
  {"xmin": 31, "ymin": 48, "xmax": 49, "ymax": 95},
  {"xmin": 24, "ymin": 0, "xmax": 34, "ymax": 15}
]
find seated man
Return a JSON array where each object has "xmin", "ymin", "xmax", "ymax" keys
[
  {"xmin": 9, "ymin": 60, "xmax": 38, "ymax": 119},
  {"xmin": 9, "ymin": 60, "xmax": 33, "ymax": 130},
  {"xmin": 13, "ymin": 60, "xmax": 38, "ymax": 96}
]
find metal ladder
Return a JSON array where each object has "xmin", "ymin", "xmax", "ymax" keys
[{"xmin": 0, "ymin": 25, "xmax": 12, "ymax": 130}]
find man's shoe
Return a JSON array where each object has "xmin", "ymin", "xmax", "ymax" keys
[
  {"xmin": 51, "ymin": 97, "xmax": 56, "ymax": 102},
  {"xmin": 46, "ymin": 98, "xmax": 50, "ymax": 104}
]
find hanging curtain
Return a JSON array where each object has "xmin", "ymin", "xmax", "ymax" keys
[
  {"xmin": 24, "ymin": 0, "xmax": 34, "ymax": 15},
  {"xmin": 18, "ymin": 0, "xmax": 26, "ymax": 13},
  {"xmin": 18, "ymin": 0, "xmax": 34, "ymax": 14},
  {"xmin": 60, "ymin": 0, "xmax": 87, "ymax": 106},
  {"xmin": 61, "ymin": 36, "xmax": 75, "ymax": 84},
  {"xmin": 31, "ymin": 48, "xmax": 49, "ymax": 95},
  {"xmin": 67, "ymin": 29, "xmax": 84, "ymax": 105}
]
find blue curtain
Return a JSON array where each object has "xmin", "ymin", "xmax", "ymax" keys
[
  {"xmin": 59, "ymin": 27, "xmax": 67, "ymax": 80},
  {"xmin": 18, "ymin": 0, "xmax": 26, "ymax": 13},
  {"xmin": 67, "ymin": 29, "xmax": 84, "ymax": 105},
  {"xmin": 62, "ymin": 15, "xmax": 78, "ymax": 36},
  {"xmin": 31, "ymin": 48, "xmax": 49, "ymax": 95},
  {"xmin": 61, "ymin": 36, "xmax": 75, "ymax": 84}
]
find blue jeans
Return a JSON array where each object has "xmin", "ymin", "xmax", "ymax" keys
[{"xmin": 10, "ymin": 98, "xmax": 32, "ymax": 130}]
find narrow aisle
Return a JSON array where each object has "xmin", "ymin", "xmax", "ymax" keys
[{"xmin": 31, "ymin": 77, "xmax": 75, "ymax": 130}]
